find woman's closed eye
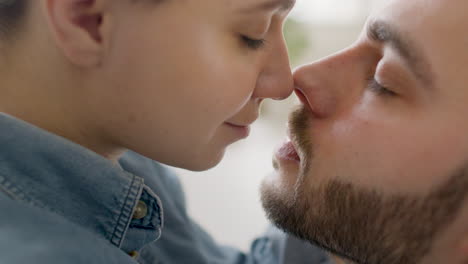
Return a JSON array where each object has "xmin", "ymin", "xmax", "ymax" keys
[{"xmin": 241, "ymin": 35, "xmax": 266, "ymax": 50}]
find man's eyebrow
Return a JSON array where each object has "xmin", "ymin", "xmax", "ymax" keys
[
  {"xmin": 367, "ymin": 20, "xmax": 434, "ymax": 88},
  {"xmin": 240, "ymin": 0, "xmax": 296, "ymax": 12}
]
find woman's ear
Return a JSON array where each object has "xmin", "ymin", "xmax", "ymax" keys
[
  {"xmin": 43, "ymin": 0, "xmax": 112, "ymax": 67},
  {"xmin": 459, "ymin": 237, "xmax": 468, "ymax": 262}
]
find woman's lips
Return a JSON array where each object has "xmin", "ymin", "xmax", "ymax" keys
[
  {"xmin": 275, "ymin": 140, "xmax": 300, "ymax": 162},
  {"xmin": 225, "ymin": 122, "xmax": 251, "ymax": 138}
]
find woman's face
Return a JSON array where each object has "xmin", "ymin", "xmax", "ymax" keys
[{"xmin": 91, "ymin": 0, "xmax": 295, "ymax": 170}]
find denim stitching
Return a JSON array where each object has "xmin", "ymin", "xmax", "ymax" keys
[
  {"xmin": 111, "ymin": 173, "xmax": 145, "ymax": 247},
  {"xmin": 110, "ymin": 174, "xmax": 136, "ymax": 247}
]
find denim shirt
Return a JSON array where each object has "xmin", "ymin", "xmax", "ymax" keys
[{"xmin": 0, "ymin": 113, "xmax": 331, "ymax": 264}]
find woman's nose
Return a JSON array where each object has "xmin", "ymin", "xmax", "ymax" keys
[{"xmin": 252, "ymin": 35, "xmax": 294, "ymax": 101}]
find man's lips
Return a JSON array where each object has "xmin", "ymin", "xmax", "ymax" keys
[
  {"xmin": 275, "ymin": 139, "xmax": 300, "ymax": 162},
  {"xmin": 275, "ymin": 118, "xmax": 304, "ymax": 164}
]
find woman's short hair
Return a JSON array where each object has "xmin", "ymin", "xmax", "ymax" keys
[{"xmin": 0, "ymin": 0, "xmax": 27, "ymax": 37}]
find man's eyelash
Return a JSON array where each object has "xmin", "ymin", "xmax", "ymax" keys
[
  {"xmin": 367, "ymin": 78, "xmax": 397, "ymax": 97},
  {"xmin": 241, "ymin": 35, "xmax": 266, "ymax": 50}
]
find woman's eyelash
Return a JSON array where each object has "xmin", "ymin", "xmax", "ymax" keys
[
  {"xmin": 368, "ymin": 77, "xmax": 397, "ymax": 97},
  {"xmin": 241, "ymin": 35, "xmax": 266, "ymax": 50}
]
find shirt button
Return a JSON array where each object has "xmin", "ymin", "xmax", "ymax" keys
[
  {"xmin": 128, "ymin": 251, "xmax": 139, "ymax": 259},
  {"xmin": 132, "ymin": 200, "xmax": 148, "ymax": 220}
]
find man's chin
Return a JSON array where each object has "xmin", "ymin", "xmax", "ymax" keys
[{"xmin": 260, "ymin": 174, "xmax": 311, "ymax": 243}]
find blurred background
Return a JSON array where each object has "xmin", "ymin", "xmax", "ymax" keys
[{"xmin": 174, "ymin": 0, "xmax": 385, "ymax": 251}]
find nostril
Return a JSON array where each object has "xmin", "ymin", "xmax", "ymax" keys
[
  {"xmin": 294, "ymin": 87, "xmax": 315, "ymax": 113},
  {"xmin": 271, "ymin": 88, "xmax": 293, "ymax": 101},
  {"xmin": 294, "ymin": 87, "xmax": 309, "ymax": 106},
  {"xmin": 294, "ymin": 87, "xmax": 326, "ymax": 118},
  {"xmin": 253, "ymin": 74, "xmax": 293, "ymax": 101}
]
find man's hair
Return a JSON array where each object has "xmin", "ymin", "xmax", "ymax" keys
[{"xmin": 0, "ymin": 0, "xmax": 27, "ymax": 37}]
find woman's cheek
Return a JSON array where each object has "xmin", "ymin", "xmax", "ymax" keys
[{"xmin": 224, "ymin": 76, "xmax": 256, "ymax": 111}]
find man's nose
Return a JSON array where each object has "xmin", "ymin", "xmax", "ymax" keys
[
  {"xmin": 252, "ymin": 36, "xmax": 294, "ymax": 101},
  {"xmin": 293, "ymin": 52, "xmax": 353, "ymax": 118}
]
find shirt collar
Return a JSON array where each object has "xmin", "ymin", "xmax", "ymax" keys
[{"xmin": 0, "ymin": 113, "xmax": 160, "ymax": 248}]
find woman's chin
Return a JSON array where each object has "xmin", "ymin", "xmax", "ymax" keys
[{"xmin": 181, "ymin": 149, "xmax": 226, "ymax": 172}]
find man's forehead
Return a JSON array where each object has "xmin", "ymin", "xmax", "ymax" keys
[
  {"xmin": 369, "ymin": 0, "xmax": 468, "ymax": 59},
  {"xmin": 373, "ymin": 0, "xmax": 468, "ymax": 24}
]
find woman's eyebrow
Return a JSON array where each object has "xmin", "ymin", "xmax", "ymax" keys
[
  {"xmin": 238, "ymin": 0, "xmax": 296, "ymax": 13},
  {"xmin": 258, "ymin": 0, "xmax": 296, "ymax": 11}
]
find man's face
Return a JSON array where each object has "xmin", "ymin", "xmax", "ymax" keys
[{"xmin": 261, "ymin": 0, "xmax": 468, "ymax": 263}]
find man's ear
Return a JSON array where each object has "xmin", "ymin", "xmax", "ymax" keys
[{"xmin": 44, "ymin": 0, "xmax": 112, "ymax": 66}]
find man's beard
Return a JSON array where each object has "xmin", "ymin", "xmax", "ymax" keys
[{"xmin": 261, "ymin": 106, "xmax": 468, "ymax": 264}]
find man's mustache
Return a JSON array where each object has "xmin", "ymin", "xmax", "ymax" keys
[{"xmin": 288, "ymin": 105, "xmax": 312, "ymax": 161}]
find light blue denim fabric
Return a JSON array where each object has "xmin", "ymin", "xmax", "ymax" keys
[{"xmin": 0, "ymin": 113, "xmax": 331, "ymax": 264}]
